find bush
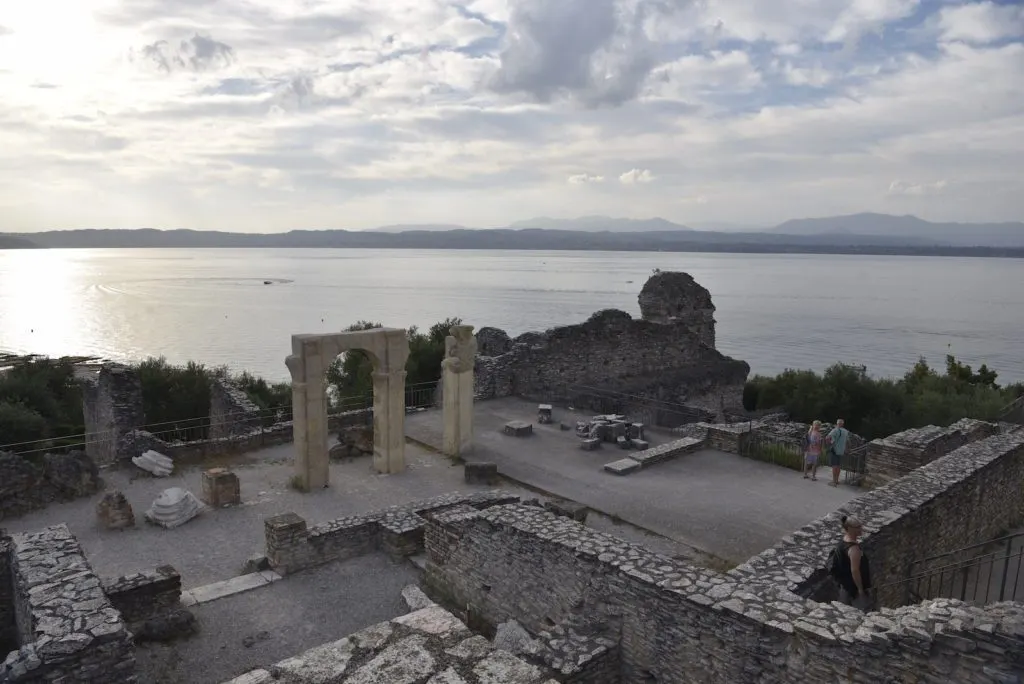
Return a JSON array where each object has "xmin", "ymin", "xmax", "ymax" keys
[
  {"xmin": 326, "ymin": 317, "xmax": 462, "ymax": 408},
  {"xmin": 0, "ymin": 401, "xmax": 49, "ymax": 448},
  {"xmin": 0, "ymin": 357, "xmax": 83, "ymax": 448},
  {"xmin": 134, "ymin": 357, "xmax": 212, "ymax": 437},
  {"xmin": 744, "ymin": 356, "xmax": 1020, "ymax": 440}
]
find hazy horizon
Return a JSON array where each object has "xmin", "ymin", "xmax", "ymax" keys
[{"xmin": 1, "ymin": 1, "xmax": 1023, "ymax": 233}]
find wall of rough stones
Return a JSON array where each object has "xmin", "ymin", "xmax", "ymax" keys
[
  {"xmin": 864, "ymin": 418, "xmax": 999, "ymax": 487},
  {"xmin": 82, "ymin": 364, "xmax": 145, "ymax": 466},
  {"xmin": 425, "ymin": 504, "xmax": 1024, "ymax": 684},
  {"xmin": 264, "ymin": 491, "xmax": 521, "ymax": 575},
  {"xmin": 473, "ymin": 273, "xmax": 750, "ymax": 416},
  {"xmin": 208, "ymin": 378, "xmax": 263, "ymax": 440},
  {"xmin": 0, "ymin": 451, "xmax": 101, "ymax": 522},
  {"xmin": 729, "ymin": 430, "xmax": 1024, "ymax": 609},
  {"xmin": 0, "ymin": 525, "xmax": 134, "ymax": 683},
  {"xmin": 101, "ymin": 565, "xmax": 182, "ymax": 625},
  {"xmin": 474, "ymin": 310, "xmax": 748, "ymax": 408},
  {"xmin": 0, "ymin": 534, "xmax": 15, "ymax": 655}
]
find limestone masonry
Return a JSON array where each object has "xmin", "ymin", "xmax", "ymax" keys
[
  {"xmin": 473, "ymin": 272, "xmax": 749, "ymax": 416},
  {"xmin": 0, "ymin": 450, "xmax": 100, "ymax": 522}
]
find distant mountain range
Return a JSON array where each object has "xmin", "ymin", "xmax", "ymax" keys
[{"xmin": 2, "ymin": 213, "xmax": 1023, "ymax": 256}]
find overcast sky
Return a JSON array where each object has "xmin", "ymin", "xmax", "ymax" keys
[{"xmin": 1, "ymin": 0, "xmax": 1022, "ymax": 232}]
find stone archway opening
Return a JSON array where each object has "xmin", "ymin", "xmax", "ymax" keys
[{"xmin": 285, "ymin": 328, "xmax": 409, "ymax": 490}]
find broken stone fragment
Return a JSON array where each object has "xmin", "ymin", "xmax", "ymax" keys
[
  {"xmin": 145, "ymin": 487, "xmax": 205, "ymax": 529},
  {"xmin": 96, "ymin": 490, "xmax": 135, "ymax": 530},
  {"xmin": 132, "ymin": 449, "xmax": 174, "ymax": 477}
]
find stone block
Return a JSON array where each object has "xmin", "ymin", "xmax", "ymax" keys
[
  {"xmin": 617, "ymin": 435, "xmax": 631, "ymax": 449},
  {"xmin": 537, "ymin": 404, "xmax": 553, "ymax": 424},
  {"xmin": 580, "ymin": 438, "xmax": 601, "ymax": 451},
  {"xmin": 629, "ymin": 423, "xmax": 645, "ymax": 440},
  {"xmin": 201, "ymin": 468, "xmax": 241, "ymax": 508},
  {"xmin": 632, "ymin": 439, "xmax": 650, "ymax": 451},
  {"xmin": 503, "ymin": 420, "xmax": 533, "ymax": 437},
  {"xmin": 132, "ymin": 449, "xmax": 174, "ymax": 477},
  {"xmin": 543, "ymin": 499, "xmax": 589, "ymax": 523},
  {"xmin": 96, "ymin": 490, "xmax": 135, "ymax": 530},
  {"xmin": 559, "ymin": 422, "xmax": 571, "ymax": 431},
  {"xmin": 603, "ymin": 458, "xmax": 640, "ymax": 475},
  {"xmin": 465, "ymin": 462, "xmax": 499, "ymax": 485}
]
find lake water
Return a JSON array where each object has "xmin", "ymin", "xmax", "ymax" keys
[{"xmin": 1, "ymin": 248, "xmax": 1022, "ymax": 384}]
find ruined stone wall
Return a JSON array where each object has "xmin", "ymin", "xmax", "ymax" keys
[
  {"xmin": 474, "ymin": 310, "xmax": 748, "ymax": 408},
  {"xmin": 82, "ymin": 364, "xmax": 145, "ymax": 467},
  {"xmin": 0, "ymin": 533, "xmax": 15, "ymax": 656},
  {"xmin": 473, "ymin": 272, "xmax": 750, "ymax": 416},
  {"xmin": 729, "ymin": 430, "xmax": 1024, "ymax": 609},
  {"xmin": 865, "ymin": 418, "xmax": 999, "ymax": 487},
  {"xmin": 264, "ymin": 491, "xmax": 520, "ymax": 576},
  {"xmin": 425, "ymin": 504, "xmax": 1024, "ymax": 684},
  {"xmin": 102, "ymin": 566, "xmax": 182, "ymax": 625},
  {"xmin": 208, "ymin": 378, "xmax": 262, "ymax": 440},
  {"xmin": 0, "ymin": 451, "xmax": 101, "ymax": 522},
  {"xmin": 0, "ymin": 525, "xmax": 134, "ymax": 683}
]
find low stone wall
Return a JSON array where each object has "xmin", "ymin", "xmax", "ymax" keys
[
  {"xmin": 208, "ymin": 378, "xmax": 262, "ymax": 440},
  {"xmin": 425, "ymin": 504, "xmax": 1024, "ymax": 684},
  {"xmin": 729, "ymin": 430, "xmax": 1024, "ymax": 608},
  {"xmin": 1, "ymin": 525, "xmax": 134, "ymax": 683},
  {"xmin": 264, "ymin": 491, "xmax": 521, "ymax": 575},
  {"xmin": 704, "ymin": 424, "xmax": 749, "ymax": 453},
  {"xmin": 102, "ymin": 566, "xmax": 182, "ymax": 625},
  {"xmin": 0, "ymin": 451, "xmax": 101, "ymax": 522},
  {"xmin": 865, "ymin": 418, "xmax": 999, "ymax": 487},
  {"xmin": 224, "ymin": 599, "xmax": 559, "ymax": 684}
]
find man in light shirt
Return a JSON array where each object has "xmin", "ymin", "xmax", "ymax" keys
[{"xmin": 826, "ymin": 419, "xmax": 849, "ymax": 487}]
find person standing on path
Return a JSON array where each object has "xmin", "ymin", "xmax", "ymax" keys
[
  {"xmin": 826, "ymin": 419, "xmax": 850, "ymax": 487},
  {"xmin": 830, "ymin": 515, "xmax": 873, "ymax": 611},
  {"xmin": 803, "ymin": 420, "xmax": 823, "ymax": 481}
]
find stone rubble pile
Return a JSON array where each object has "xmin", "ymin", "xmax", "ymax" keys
[{"xmin": 575, "ymin": 415, "xmax": 647, "ymax": 451}]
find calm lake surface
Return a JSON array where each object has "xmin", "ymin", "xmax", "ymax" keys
[{"xmin": 1, "ymin": 248, "xmax": 1022, "ymax": 383}]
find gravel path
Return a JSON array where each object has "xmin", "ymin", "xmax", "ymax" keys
[{"xmin": 134, "ymin": 553, "xmax": 418, "ymax": 684}]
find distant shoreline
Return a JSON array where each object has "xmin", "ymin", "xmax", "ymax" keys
[{"xmin": 3, "ymin": 241, "xmax": 1024, "ymax": 258}]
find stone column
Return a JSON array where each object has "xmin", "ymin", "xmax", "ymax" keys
[
  {"xmin": 372, "ymin": 369, "xmax": 407, "ymax": 474},
  {"xmin": 442, "ymin": 325, "xmax": 476, "ymax": 458},
  {"xmin": 287, "ymin": 338, "xmax": 330, "ymax": 491}
]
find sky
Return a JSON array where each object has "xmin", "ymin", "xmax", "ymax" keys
[{"xmin": 0, "ymin": 0, "xmax": 1022, "ymax": 233}]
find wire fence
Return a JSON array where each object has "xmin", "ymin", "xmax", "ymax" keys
[{"xmin": 0, "ymin": 380, "xmax": 441, "ymax": 458}]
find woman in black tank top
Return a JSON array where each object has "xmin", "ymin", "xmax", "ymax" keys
[{"xmin": 836, "ymin": 515, "xmax": 872, "ymax": 610}]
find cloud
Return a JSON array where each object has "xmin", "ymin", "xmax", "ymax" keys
[
  {"xmin": 0, "ymin": 0, "xmax": 1022, "ymax": 231},
  {"xmin": 620, "ymin": 168, "xmax": 656, "ymax": 184},
  {"xmin": 489, "ymin": 0, "xmax": 660, "ymax": 106},
  {"xmin": 887, "ymin": 179, "xmax": 950, "ymax": 197},
  {"xmin": 133, "ymin": 34, "xmax": 234, "ymax": 73},
  {"xmin": 568, "ymin": 173, "xmax": 605, "ymax": 184},
  {"xmin": 938, "ymin": 2, "xmax": 1024, "ymax": 44}
]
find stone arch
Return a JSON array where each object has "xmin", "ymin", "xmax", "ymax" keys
[{"xmin": 285, "ymin": 328, "xmax": 410, "ymax": 490}]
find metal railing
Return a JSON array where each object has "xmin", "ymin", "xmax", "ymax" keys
[
  {"xmin": 999, "ymin": 394, "xmax": 1024, "ymax": 425},
  {"xmin": 739, "ymin": 431, "xmax": 805, "ymax": 472},
  {"xmin": 562, "ymin": 385, "xmax": 713, "ymax": 429},
  {"xmin": 841, "ymin": 444, "xmax": 869, "ymax": 486},
  {"xmin": 896, "ymin": 530, "xmax": 1024, "ymax": 606}
]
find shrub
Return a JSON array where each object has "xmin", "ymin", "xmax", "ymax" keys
[
  {"xmin": 0, "ymin": 401, "xmax": 49, "ymax": 449},
  {"xmin": 744, "ymin": 356, "xmax": 1020, "ymax": 440}
]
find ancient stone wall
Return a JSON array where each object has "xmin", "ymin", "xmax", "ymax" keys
[
  {"xmin": 864, "ymin": 418, "xmax": 999, "ymax": 487},
  {"xmin": 82, "ymin": 364, "xmax": 145, "ymax": 467},
  {"xmin": 208, "ymin": 378, "xmax": 262, "ymax": 440},
  {"xmin": 0, "ymin": 533, "xmax": 15, "ymax": 656},
  {"xmin": 264, "ymin": 491, "xmax": 520, "ymax": 576},
  {"xmin": 425, "ymin": 504, "xmax": 1024, "ymax": 684},
  {"xmin": 0, "ymin": 525, "xmax": 134, "ymax": 683},
  {"xmin": 102, "ymin": 565, "xmax": 182, "ymax": 625},
  {"xmin": 729, "ymin": 430, "xmax": 1024, "ymax": 609},
  {"xmin": 473, "ymin": 273, "xmax": 749, "ymax": 417},
  {"xmin": 0, "ymin": 451, "xmax": 101, "ymax": 522}
]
